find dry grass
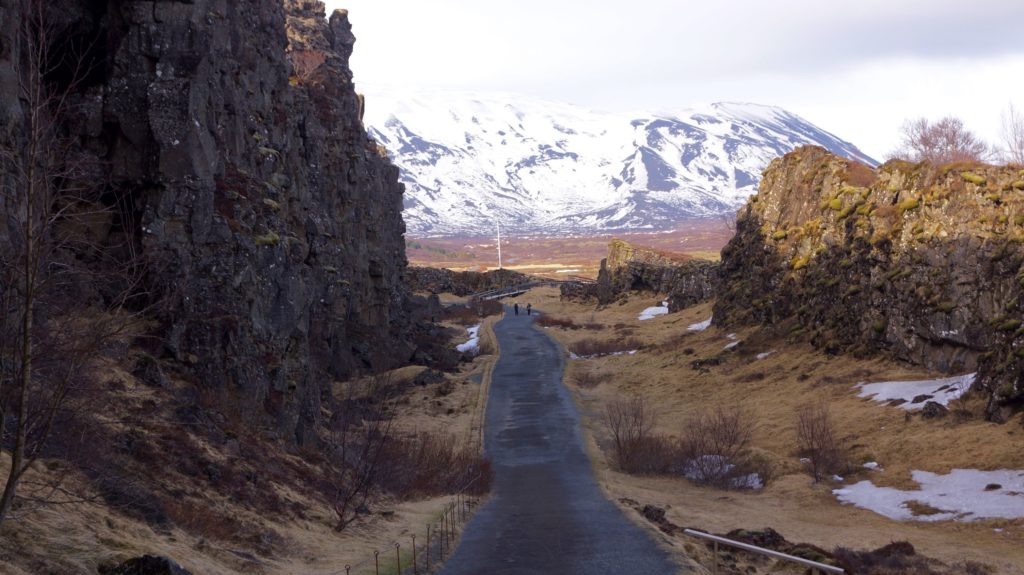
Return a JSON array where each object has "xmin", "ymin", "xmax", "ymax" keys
[
  {"xmin": 525, "ymin": 286, "xmax": 1024, "ymax": 574},
  {"xmin": 0, "ymin": 314, "xmax": 502, "ymax": 574}
]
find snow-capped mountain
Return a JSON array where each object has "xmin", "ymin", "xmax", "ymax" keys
[{"xmin": 362, "ymin": 90, "xmax": 876, "ymax": 237}]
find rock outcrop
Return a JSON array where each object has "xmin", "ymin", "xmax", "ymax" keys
[
  {"xmin": 562, "ymin": 239, "xmax": 718, "ymax": 310},
  {"xmin": 715, "ymin": 146, "xmax": 1024, "ymax": 418},
  {"xmin": 0, "ymin": 0, "xmax": 411, "ymax": 443},
  {"xmin": 405, "ymin": 266, "xmax": 532, "ymax": 296}
]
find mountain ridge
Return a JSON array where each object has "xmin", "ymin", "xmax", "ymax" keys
[{"xmin": 362, "ymin": 90, "xmax": 877, "ymax": 236}]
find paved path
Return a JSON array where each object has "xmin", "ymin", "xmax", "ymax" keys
[{"xmin": 438, "ymin": 309, "xmax": 681, "ymax": 575}]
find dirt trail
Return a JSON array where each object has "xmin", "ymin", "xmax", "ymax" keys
[{"xmin": 438, "ymin": 309, "xmax": 683, "ymax": 574}]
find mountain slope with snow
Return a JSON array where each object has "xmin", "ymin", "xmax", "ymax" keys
[{"xmin": 363, "ymin": 91, "xmax": 876, "ymax": 236}]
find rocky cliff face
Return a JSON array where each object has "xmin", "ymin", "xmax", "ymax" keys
[
  {"xmin": 0, "ymin": 0, "xmax": 411, "ymax": 443},
  {"xmin": 562, "ymin": 239, "xmax": 717, "ymax": 309},
  {"xmin": 715, "ymin": 146, "xmax": 1024, "ymax": 418},
  {"xmin": 405, "ymin": 267, "xmax": 532, "ymax": 297}
]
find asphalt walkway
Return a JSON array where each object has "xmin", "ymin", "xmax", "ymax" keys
[{"xmin": 437, "ymin": 308, "xmax": 681, "ymax": 574}]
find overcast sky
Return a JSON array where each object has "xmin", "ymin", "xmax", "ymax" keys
[{"xmin": 325, "ymin": 0, "xmax": 1024, "ymax": 160}]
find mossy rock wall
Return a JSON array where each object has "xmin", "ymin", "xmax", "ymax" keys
[{"xmin": 715, "ymin": 146, "xmax": 1024, "ymax": 418}]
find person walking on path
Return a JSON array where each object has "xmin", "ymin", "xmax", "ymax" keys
[
  {"xmin": 513, "ymin": 302, "xmax": 519, "ymax": 316},
  {"xmin": 526, "ymin": 303, "xmax": 532, "ymax": 316}
]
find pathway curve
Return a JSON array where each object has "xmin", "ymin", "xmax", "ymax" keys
[{"xmin": 438, "ymin": 309, "xmax": 682, "ymax": 574}]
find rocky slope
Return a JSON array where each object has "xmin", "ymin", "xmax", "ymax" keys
[
  {"xmin": 562, "ymin": 239, "xmax": 717, "ymax": 309},
  {"xmin": 715, "ymin": 146, "xmax": 1024, "ymax": 419},
  {"xmin": 0, "ymin": 0, "xmax": 410, "ymax": 444},
  {"xmin": 363, "ymin": 91, "xmax": 877, "ymax": 236}
]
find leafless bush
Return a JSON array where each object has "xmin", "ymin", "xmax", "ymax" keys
[
  {"xmin": 289, "ymin": 49, "xmax": 326, "ymax": 84},
  {"xmin": 605, "ymin": 397, "xmax": 676, "ymax": 474},
  {"xmin": 326, "ymin": 376, "xmax": 396, "ymax": 531},
  {"xmin": 569, "ymin": 337, "xmax": 643, "ymax": 358},
  {"xmin": 890, "ymin": 116, "xmax": 990, "ymax": 164},
  {"xmin": 536, "ymin": 315, "xmax": 579, "ymax": 329},
  {"xmin": 796, "ymin": 403, "xmax": 846, "ymax": 483},
  {"xmin": 680, "ymin": 407, "xmax": 755, "ymax": 488},
  {"xmin": 1001, "ymin": 103, "xmax": 1024, "ymax": 165},
  {"xmin": 378, "ymin": 433, "xmax": 493, "ymax": 498},
  {"xmin": 572, "ymin": 369, "xmax": 603, "ymax": 389}
]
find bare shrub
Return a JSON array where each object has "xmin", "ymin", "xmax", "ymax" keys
[
  {"xmin": 535, "ymin": 315, "xmax": 579, "ymax": 329},
  {"xmin": 326, "ymin": 376, "xmax": 396, "ymax": 531},
  {"xmin": 572, "ymin": 369, "xmax": 603, "ymax": 389},
  {"xmin": 378, "ymin": 433, "xmax": 493, "ymax": 498},
  {"xmin": 1001, "ymin": 103, "xmax": 1024, "ymax": 165},
  {"xmin": 834, "ymin": 541, "xmax": 993, "ymax": 575},
  {"xmin": 289, "ymin": 49, "xmax": 326, "ymax": 84},
  {"xmin": 680, "ymin": 407, "xmax": 755, "ymax": 488},
  {"xmin": 796, "ymin": 403, "xmax": 846, "ymax": 483},
  {"xmin": 605, "ymin": 397, "xmax": 676, "ymax": 474},
  {"xmin": 890, "ymin": 116, "xmax": 990, "ymax": 164},
  {"xmin": 569, "ymin": 337, "xmax": 643, "ymax": 358}
]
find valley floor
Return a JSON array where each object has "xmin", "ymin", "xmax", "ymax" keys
[{"xmin": 521, "ymin": 287, "xmax": 1024, "ymax": 574}]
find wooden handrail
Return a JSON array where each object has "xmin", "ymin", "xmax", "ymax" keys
[{"xmin": 683, "ymin": 529, "xmax": 844, "ymax": 574}]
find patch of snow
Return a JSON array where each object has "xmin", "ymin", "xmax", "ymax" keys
[
  {"xmin": 834, "ymin": 468, "xmax": 1024, "ymax": 522},
  {"xmin": 726, "ymin": 333, "xmax": 738, "ymax": 340},
  {"xmin": 638, "ymin": 305, "xmax": 669, "ymax": 321},
  {"xmin": 855, "ymin": 373, "xmax": 975, "ymax": 410},
  {"xmin": 723, "ymin": 341, "xmax": 740, "ymax": 350},
  {"xmin": 555, "ymin": 269, "xmax": 581, "ymax": 274},
  {"xmin": 456, "ymin": 324, "xmax": 481, "ymax": 355},
  {"xmin": 863, "ymin": 462, "xmax": 882, "ymax": 471},
  {"xmin": 570, "ymin": 350, "xmax": 639, "ymax": 360},
  {"xmin": 687, "ymin": 316, "xmax": 713, "ymax": 331},
  {"xmin": 756, "ymin": 351, "xmax": 776, "ymax": 360},
  {"xmin": 832, "ymin": 475, "xmax": 845, "ymax": 482},
  {"xmin": 800, "ymin": 457, "xmax": 811, "ymax": 463}
]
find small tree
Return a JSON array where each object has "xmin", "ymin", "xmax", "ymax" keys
[
  {"xmin": 605, "ymin": 396, "xmax": 655, "ymax": 472},
  {"xmin": 0, "ymin": 0, "xmax": 149, "ymax": 526},
  {"xmin": 891, "ymin": 116, "xmax": 990, "ymax": 164},
  {"xmin": 796, "ymin": 403, "xmax": 845, "ymax": 483},
  {"xmin": 1000, "ymin": 103, "xmax": 1024, "ymax": 165},
  {"xmin": 327, "ymin": 376, "xmax": 396, "ymax": 531}
]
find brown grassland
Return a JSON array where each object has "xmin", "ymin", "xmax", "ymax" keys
[
  {"xmin": 406, "ymin": 220, "xmax": 734, "ymax": 279},
  {"xmin": 522, "ymin": 286, "xmax": 1024, "ymax": 574},
  {"xmin": 0, "ymin": 318, "xmax": 499, "ymax": 575}
]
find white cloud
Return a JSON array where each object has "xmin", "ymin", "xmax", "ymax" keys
[{"xmin": 327, "ymin": 0, "xmax": 1024, "ymax": 159}]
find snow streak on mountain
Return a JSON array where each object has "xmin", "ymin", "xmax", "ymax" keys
[{"xmin": 363, "ymin": 91, "xmax": 877, "ymax": 237}]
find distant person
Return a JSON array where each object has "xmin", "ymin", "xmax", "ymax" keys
[
  {"xmin": 526, "ymin": 303, "xmax": 532, "ymax": 316},
  {"xmin": 514, "ymin": 302, "xmax": 519, "ymax": 316}
]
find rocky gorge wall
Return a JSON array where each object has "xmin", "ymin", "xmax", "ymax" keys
[
  {"xmin": 561, "ymin": 239, "xmax": 718, "ymax": 310},
  {"xmin": 405, "ymin": 266, "xmax": 532, "ymax": 296},
  {"xmin": 0, "ymin": 0, "xmax": 411, "ymax": 443},
  {"xmin": 715, "ymin": 146, "xmax": 1024, "ymax": 419}
]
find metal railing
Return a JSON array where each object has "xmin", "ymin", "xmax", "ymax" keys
[
  {"xmin": 683, "ymin": 529, "xmax": 844, "ymax": 575},
  {"xmin": 333, "ymin": 475, "xmax": 485, "ymax": 575}
]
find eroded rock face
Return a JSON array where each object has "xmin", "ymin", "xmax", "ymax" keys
[
  {"xmin": 561, "ymin": 239, "xmax": 718, "ymax": 309},
  {"xmin": 0, "ymin": 0, "xmax": 411, "ymax": 443},
  {"xmin": 405, "ymin": 266, "xmax": 531, "ymax": 296},
  {"xmin": 715, "ymin": 146, "xmax": 1024, "ymax": 417}
]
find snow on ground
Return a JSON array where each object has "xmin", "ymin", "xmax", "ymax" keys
[
  {"xmin": 687, "ymin": 316, "xmax": 712, "ymax": 331},
  {"xmin": 638, "ymin": 305, "xmax": 669, "ymax": 321},
  {"xmin": 834, "ymin": 469, "xmax": 1024, "ymax": 522},
  {"xmin": 570, "ymin": 350, "xmax": 639, "ymax": 360},
  {"xmin": 855, "ymin": 373, "xmax": 976, "ymax": 410},
  {"xmin": 555, "ymin": 269, "xmax": 581, "ymax": 274},
  {"xmin": 756, "ymin": 351, "xmax": 776, "ymax": 360},
  {"xmin": 723, "ymin": 341, "xmax": 740, "ymax": 350},
  {"xmin": 456, "ymin": 324, "xmax": 481, "ymax": 355},
  {"xmin": 863, "ymin": 461, "xmax": 882, "ymax": 471}
]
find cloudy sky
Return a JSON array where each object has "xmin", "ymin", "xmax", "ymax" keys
[{"xmin": 325, "ymin": 0, "xmax": 1024, "ymax": 160}]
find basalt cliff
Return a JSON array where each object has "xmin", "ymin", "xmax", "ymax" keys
[
  {"xmin": 715, "ymin": 146, "xmax": 1024, "ymax": 419},
  {"xmin": 561, "ymin": 239, "xmax": 718, "ymax": 310},
  {"xmin": 0, "ymin": 0, "xmax": 411, "ymax": 444}
]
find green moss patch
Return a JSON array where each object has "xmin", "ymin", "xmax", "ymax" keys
[{"xmin": 961, "ymin": 172, "xmax": 987, "ymax": 185}]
